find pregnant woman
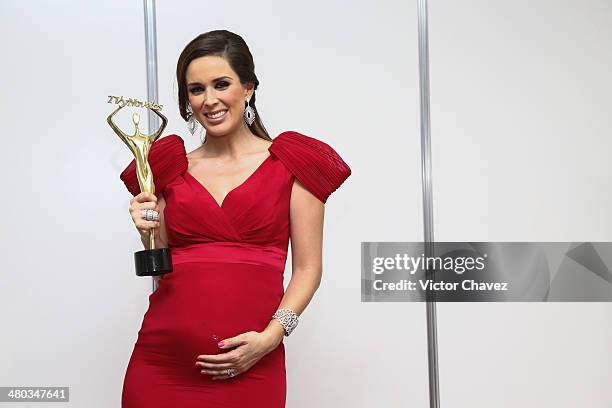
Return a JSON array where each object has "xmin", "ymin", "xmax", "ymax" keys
[{"xmin": 119, "ymin": 30, "xmax": 351, "ymax": 407}]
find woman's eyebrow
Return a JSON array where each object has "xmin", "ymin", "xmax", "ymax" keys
[{"xmin": 187, "ymin": 76, "xmax": 231, "ymax": 86}]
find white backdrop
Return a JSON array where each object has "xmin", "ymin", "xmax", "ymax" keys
[
  {"xmin": 429, "ymin": 1, "xmax": 612, "ymax": 407},
  {"xmin": 0, "ymin": 1, "xmax": 610, "ymax": 407}
]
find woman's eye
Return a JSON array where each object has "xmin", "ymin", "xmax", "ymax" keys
[{"xmin": 189, "ymin": 82, "xmax": 228, "ymax": 94}]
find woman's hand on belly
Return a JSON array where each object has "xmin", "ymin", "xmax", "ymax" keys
[{"xmin": 195, "ymin": 330, "xmax": 281, "ymax": 380}]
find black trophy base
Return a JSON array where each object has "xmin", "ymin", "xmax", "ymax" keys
[{"xmin": 134, "ymin": 248, "xmax": 173, "ymax": 276}]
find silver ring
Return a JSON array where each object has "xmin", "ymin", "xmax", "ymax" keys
[
  {"xmin": 140, "ymin": 209, "xmax": 159, "ymax": 221},
  {"xmin": 226, "ymin": 368, "xmax": 236, "ymax": 377}
]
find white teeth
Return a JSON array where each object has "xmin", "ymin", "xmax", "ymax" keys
[{"xmin": 206, "ymin": 110, "xmax": 227, "ymax": 119}]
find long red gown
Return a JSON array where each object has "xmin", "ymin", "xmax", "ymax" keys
[{"xmin": 118, "ymin": 131, "xmax": 351, "ymax": 407}]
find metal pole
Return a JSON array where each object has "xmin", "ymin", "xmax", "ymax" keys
[
  {"xmin": 143, "ymin": 0, "xmax": 160, "ymax": 293},
  {"xmin": 417, "ymin": 0, "xmax": 440, "ymax": 407}
]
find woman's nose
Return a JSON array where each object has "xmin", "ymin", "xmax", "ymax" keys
[{"xmin": 202, "ymin": 89, "xmax": 219, "ymax": 106}]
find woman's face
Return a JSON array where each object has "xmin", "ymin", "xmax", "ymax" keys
[{"xmin": 185, "ymin": 55, "xmax": 253, "ymax": 138}]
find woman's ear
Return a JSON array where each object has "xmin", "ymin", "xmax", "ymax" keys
[{"xmin": 244, "ymin": 82, "xmax": 255, "ymax": 100}]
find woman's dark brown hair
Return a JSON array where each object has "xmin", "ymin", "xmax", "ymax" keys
[{"xmin": 176, "ymin": 30, "xmax": 271, "ymax": 141}]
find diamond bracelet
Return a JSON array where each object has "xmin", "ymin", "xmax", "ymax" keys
[{"xmin": 272, "ymin": 308, "xmax": 299, "ymax": 337}]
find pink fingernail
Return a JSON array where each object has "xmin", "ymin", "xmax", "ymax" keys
[{"xmin": 218, "ymin": 341, "xmax": 224, "ymax": 347}]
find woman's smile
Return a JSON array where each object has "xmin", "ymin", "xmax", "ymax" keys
[{"xmin": 204, "ymin": 109, "xmax": 229, "ymax": 124}]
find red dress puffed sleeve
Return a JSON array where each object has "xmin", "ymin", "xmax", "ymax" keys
[
  {"xmin": 269, "ymin": 131, "xmax": 352, "ymax": 203},
  {"xmin": 119, "ymin": 134, "xmax": 188, "ymax": 196}
]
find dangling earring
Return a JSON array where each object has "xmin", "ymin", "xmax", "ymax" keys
[
  {"xmin": 244, "ymin": 98, "xmax": 256, "ymax": 126},
  {"xmin": 186, "ymin": 105, "xmax": 198, "ymax": 136},
  {"xmin": 187, "ymin": 105, "xmax": 206, "ymax": 144}
]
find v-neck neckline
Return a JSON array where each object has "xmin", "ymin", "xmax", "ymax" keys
[{"xmin": 185, "ymin": 151, "xmax": 274, "ymax": 209}]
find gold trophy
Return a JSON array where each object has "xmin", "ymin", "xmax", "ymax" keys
[{"xmin": 107, "ymin": 95, "xmax": 173, "ymax": 276}]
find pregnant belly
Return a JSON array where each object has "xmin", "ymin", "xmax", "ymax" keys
[{"xmin": 133, "ymin": 261, "xmax": 284, "ymax": 363}]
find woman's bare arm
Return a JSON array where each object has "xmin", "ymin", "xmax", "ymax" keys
[{"xmin": 261, "ymin": 179, "xmax": 324, "ymax": 347}]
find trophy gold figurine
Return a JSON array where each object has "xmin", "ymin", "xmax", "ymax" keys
[{"xmin": 107, "ymin": 96, "xmax": 173, "ymax": 276}]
